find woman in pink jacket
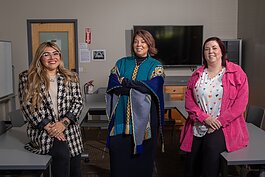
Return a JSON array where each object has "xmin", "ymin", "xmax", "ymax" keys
[{"xmin": 180, "ymin": 37, "xmax": 249, "ymax": 177}]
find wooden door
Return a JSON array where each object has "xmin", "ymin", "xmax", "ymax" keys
[{"xmin": 27, "ymin": 19, "xmax": 78, "ymax": 72}]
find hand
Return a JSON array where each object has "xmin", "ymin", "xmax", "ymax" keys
[
  {"xmin": 207, "ymin": 127, "xmax": 215, "ymax": 134},
  {"xmin": 204, "ymin": 116, "xmax": 222, "ymax": 130},
  {"xmin": 44, "ymin": 122, "xmax": 66, "ymax": 141},
  {"xmin": 55, "ymin": 133, "xmax": 66, "ymax": 141},
  {"xmin": 119, "ymin": 77, "xmax": 124, "ymax": 84}
]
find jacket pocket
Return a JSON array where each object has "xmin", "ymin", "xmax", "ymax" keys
[{"xmin": 228, "ymin": 79, "xmax": 237, "ymax": 100}]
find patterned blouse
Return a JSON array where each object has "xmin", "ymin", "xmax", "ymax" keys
[{"xmin": 193, "ymin": 67, "xmax": 226, "ymax": 137}]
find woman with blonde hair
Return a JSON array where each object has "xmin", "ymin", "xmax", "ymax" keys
[{"xmin": 19, "ymin": 42, "xmax": 84, "ymax": 177}]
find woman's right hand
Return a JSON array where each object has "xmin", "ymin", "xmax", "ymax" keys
[
  {"xmin": 44, "ymin": 123, "xmax": 66, "ymax": 141},
  {"xmin": 119, "ymin": 77, "xmax": 124, "ymax": 84}
]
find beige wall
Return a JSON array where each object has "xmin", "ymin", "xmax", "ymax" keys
[{"xmin": 0, "ymin": 0, "xmax": 238, "ymax": 115}]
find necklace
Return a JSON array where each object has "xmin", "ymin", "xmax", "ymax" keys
[{"xmin": 49, "ymin": 75, "xmax": 57, "ymax": 82}]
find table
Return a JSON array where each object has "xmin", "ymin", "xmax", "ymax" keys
[
  {"xmin": 221, "ymin": 123, "xmax": 265, "ymax": 177},
  {"xmin": 163, "ymin": 100, "xmax": 186, "ymax": 142},
  {"xmin": 82, "ymin": 94, "xmax": 187, "ymax": 129},
  {"xmin": 164, "ymin": 100, "xmax": 187, "ymax": 119},
  {"xmin": 85, "ymin": 97, "xmax": 186, "ymax": 116},
  {"xmin": 87, "ymin": 101, "xmax": 106, "ymax": 115},
  {"xmin": 81, "ymin": 95, "xmax": 108, "ymax": 130},
  {"xmin": 84, "ymin": 93, "xmax": 186, "ymax": 119},
  {"xmin": 87, "ymin": 100, "xmax": 186, "ymax": 114},
  {"xmin": 0, "ymin": 125, "xmax": 52, "ymax": 176}
]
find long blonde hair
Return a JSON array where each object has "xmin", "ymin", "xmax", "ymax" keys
[{"xmin": 23, "ymin": 42, "xmax": 78, "ymax": 109}]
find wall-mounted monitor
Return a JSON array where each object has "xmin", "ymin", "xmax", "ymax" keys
[
  {"xmin": 133, "ymin": 25, "xmax": 203, "ymax": 67},
  {"xmin": 222, "ymin": 39, "xmax": 242, "ymax": 66}
]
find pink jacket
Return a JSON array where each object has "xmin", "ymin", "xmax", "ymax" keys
[{"xmin": 180, "ymin": 61, "xmax": 249, "ymax": 152}]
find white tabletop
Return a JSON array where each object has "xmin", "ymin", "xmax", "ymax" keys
[
  {"xmin": 0, "ymin": 125, "xmax": 52, "ymax": 170},
  {"xmin": 221, "ymin": 123, "xmax": 265, "ymax": 165}
]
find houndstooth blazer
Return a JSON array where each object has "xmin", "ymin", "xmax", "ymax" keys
[{"xmin": 18, "ymin": 70, "xmax": 84, "ymax": 157}]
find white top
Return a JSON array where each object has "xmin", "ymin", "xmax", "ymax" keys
[
  {"xmin": 193, "ymin": 67, "xmax": 225, "ymax": 137},
  {"xmin": 48, "ymin": 76, "xmax": 58, "ymax": 120}
]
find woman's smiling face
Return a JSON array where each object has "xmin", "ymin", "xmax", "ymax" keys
[
  {"xmin": 133, "ymin": 35, "xmax": 149, "ymax": 58},
  {"xmin": 41, "ymin": 47, "xmax": 61, "ymax": 74},
  {"xmin": 204, "ymin": 40, "xmax": 223, "ymax": 65}
]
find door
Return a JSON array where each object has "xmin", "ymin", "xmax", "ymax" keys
[{"xmin": 27, "ymin": 19, "xmax": 78, "ymax": 72}]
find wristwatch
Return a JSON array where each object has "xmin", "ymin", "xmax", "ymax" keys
[{"xmin": 62, "ymin": 119, "xmax": 70, "ymax": 127}]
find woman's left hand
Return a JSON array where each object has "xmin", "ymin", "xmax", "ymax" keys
[
  {"xmin": 207, "ymin": 119, "xmax": 222, "ymax": 134},
  {"xmin": 46, "ymin": 121, "xmax": 66, "ymax": 141},
  {"xmin": 55, "ymin": 133, "xmax": 66, "ymax": 141},
  {"xmin": 204, "ymin": 116, "xmax": 222, "ymax": 130}
]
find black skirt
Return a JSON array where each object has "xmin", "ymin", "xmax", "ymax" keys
[{"xmin": 109, "ymin": 134, "xmax": 155, "ymax": 177}]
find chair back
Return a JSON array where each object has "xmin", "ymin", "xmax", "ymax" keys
[
  {"xmin": 0, "ymin": 121, "xmax": 7, "ymax": 135},
  {"xmin": 246, "ymin": 105, "xmax": 265, "ymax": 128},
  {"xmin": 8, "ymin": 109, "xmax": 26, "ymax": 127},
  {"xmin": 261, "ymin": 113, "xmax": 265, "ymax": 131}
]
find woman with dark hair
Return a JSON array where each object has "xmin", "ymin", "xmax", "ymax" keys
[
  {"xmin": 18, "ymin": 42, "xmax": 84, "ymax": 177},
  {"xmin": 180, "ymin": 37, "xmax": 249, "ymax": 177},
  {"xmin": 106, "ymin": 30, "xmax": 165, "ymax": 177}
]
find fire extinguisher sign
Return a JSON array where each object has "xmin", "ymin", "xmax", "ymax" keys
[{"xmin": 85, "ymin": 28, "xmax": 91, "ymax": 44}]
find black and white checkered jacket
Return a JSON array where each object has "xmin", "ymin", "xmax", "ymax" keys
[{"xmin": 18, "ymin": 70, "xmax": 84, "ymax": 157}]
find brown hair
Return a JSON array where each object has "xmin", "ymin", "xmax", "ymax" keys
[
  {"xmin": 202, "ymin": 37, "xmax": 228, "ymax": 67},
  {"xmin": 131, "ymin": 30, "xmax": 158, "ymax": 56}
]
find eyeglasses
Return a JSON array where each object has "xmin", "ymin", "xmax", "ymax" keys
[{"xmin": 42, "ymin": 51, "xmax": 61, "ymax": 59}]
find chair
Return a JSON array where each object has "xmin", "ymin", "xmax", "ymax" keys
[
  {"xmin": 163, "ymin": 93, "xmax": 176, "ymax": 143},
  {"xmin": 245, "ymin": 105, "xmax": 265, "ymax": 128},
  {"xmin": 244, "ymin": 105, "xmax": 265, "ymax": 176},
  {"xmin": 8, "ymin": 109, "xmax": 26, "ymax": 127},
  {"xmin": 0, "ymin": 121, "xmax": 8, "ymax": 135},
  {"xmin": 262, "ymin": 115, "xmax": 265, "ymax": 131}
]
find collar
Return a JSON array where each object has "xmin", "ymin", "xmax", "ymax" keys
[{"xmin": 193, "ymin": 60, "xmax": 238, "ymax": 77}]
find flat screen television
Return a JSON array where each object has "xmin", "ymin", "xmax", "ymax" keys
[{"xmin": 133, "ymin": 25, "xmax": 203, "ymax": 67}]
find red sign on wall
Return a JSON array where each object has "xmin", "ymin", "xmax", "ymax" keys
[{"xmin": 85, "ymin": 28, "xmax": 91, "ymax": 44}]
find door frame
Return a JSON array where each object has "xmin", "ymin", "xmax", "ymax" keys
[{"xmin": 27, "ymin": 19, "xmax": 79, "ymax": 72}]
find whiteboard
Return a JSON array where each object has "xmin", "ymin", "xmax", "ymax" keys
[{"xmin": 0, "ymin": 41, "xmax": 13, "ymax": 98}]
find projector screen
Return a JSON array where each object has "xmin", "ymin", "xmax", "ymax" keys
[{"xmin": 0, "ymin": 41, "xmax": 13, "ymax": 98}]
